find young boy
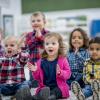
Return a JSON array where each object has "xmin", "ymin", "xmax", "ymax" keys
[
  {"xmin": 24, "ymin": 11, "xmax": 49, "ymax": 88},
  {"xmin": 71, "ymin": 37, "xmax": 100, "ymax": 100},
  {"xmin": 0, "ymin": 36, "xmax": 32, "ymax": 100}
]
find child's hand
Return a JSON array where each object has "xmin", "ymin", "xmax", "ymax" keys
[
  {"xmin": 27, "ymin": 62, "xmax": 37, "ymax": 71},
  {"xmin": 35, "ymin": 28, "xmax": 42, "ymax": 37},
  {"xmin": 56, "ymin": 64, "xmax": 61, "ymax": 75},
  {"xmin": 74, "ymin": 47, "xmax": 79, "ymax": 54}
]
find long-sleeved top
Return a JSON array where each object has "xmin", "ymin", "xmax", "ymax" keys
[
  {"xmin": 32, "ymin": 56, "xmax": 71, "ymax": 98},
  {"xmin": 0, "ymin": 52, "xmax": 28, "ymax": 84},
  {"xmin": 83, "ymin": 59, "xmax": 100, "ymax": 84},
  {"xmin": 0, "ymin": 44, "xmax": 4, "ymax": 57},
  {"xmin": 67, "ymin": 48, "xmax": 90, "ymax": 79},
  {"xmin": 25, "ymin": 29, "xmax": 48, "ymax": 64}
]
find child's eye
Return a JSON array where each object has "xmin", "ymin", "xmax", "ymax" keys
[
  {"xmin": 79, "ymin": 36, "xmax": 83, "ymax": 39},
  {"xmin": 45, "ymin": 43, "xmax": 49, "ymax": 45},
  {"xmin": 5, "ymin": 44, "xmax": 8, "ymax": 47},
  {"xmin": 37, "ymin": 19, "xmax": 41, "ymax": 22},
  {"xmin": 52, "ymin": 42, "xmax": 56, "ymax": 45},
  {"xmin": 32, "ymin": 20, "xmax": 35, "ymax": 23},
  {"xmin": 10, "ymin": 44, "xmax": 14, "ymax": 47},
  {"xmin": 96, "ymin": 48, "xmax": 100, "ymax": 51}
]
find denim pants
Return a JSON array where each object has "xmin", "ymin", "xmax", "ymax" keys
[
  {"xmin": 0, "ymin": 81, "xmax": 29, "ymax": 96},
  {"xmin": 82, "ymin": 84, "xmax": 93, "ymax": 98}
]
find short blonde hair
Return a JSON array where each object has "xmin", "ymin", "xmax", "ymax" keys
[
  {"xmin": 31, "ymin": 11, "xmax": 46, "ymax": 21},
  {"xmin": 3, "ymin": 36, "xmax": 20, "ymax": 47}
]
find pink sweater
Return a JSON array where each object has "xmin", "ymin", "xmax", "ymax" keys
[{"xmin": 32, "ymin": 56, "xmax": 71, "ymax": 98}]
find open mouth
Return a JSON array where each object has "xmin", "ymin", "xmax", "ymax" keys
[
  {"xmin": 48, "ymin": 49, "xmax": 53, "ymax": 52},
  {"xmin": 7, "ymin": 50, "xmax": 12, "ymax": 54}
]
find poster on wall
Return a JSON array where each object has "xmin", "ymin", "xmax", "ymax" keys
[{"xmin": 3, "ymin": 15, "xmax": 14, "ymax": 36}]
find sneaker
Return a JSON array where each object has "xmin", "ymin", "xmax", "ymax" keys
[
  {"xmin": 71, "ymin": 81, "xmax": 85, "ymax": 100},
  {"xmin": 91, "ymin": 80, "xmax": 100, "ymax": 100},
  {"xmin": 91, "ymin": 80, "xmax": 100, "ymax": 92},
  {"xmin": 77, "ymin": 94, "xmax": 85, "ymax": 100},
  {"xmin": 15, "ymin": 87, "xmax": 32, "ymax": 100},
  {"xmin": 92, "ymin": 91, "xmax": 99, "ymax": 100},
  {"xmin": 39, "ymin": 87, "xmax": 50, "ymax": 100}
]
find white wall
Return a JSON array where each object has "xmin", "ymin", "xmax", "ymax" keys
[
  {"xmin": 0, "ymin": 0, "xmax": 21, "ymax": 36},
  {"xmin": 17, "ymin": 8, "xmax": 100, "ymax": 36}
]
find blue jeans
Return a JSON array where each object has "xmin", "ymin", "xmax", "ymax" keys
[
  {"xmin": 82, "ymin": 84, "xmax": 93, "ymax": 98},
  {"xmin": 0, "ymin": 81, "xmax": 29, "ymax": 96}
]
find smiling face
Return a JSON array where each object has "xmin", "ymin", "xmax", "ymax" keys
[
  {"xmin": 71, "ymin": 31, "xmax": 84, "ymax": 49},
  {"xmin": 44, "ymin": 36, "xmax": 59, "ymax": 60},
  {"xmin": 89, "ymin": 43, "xmax": 100, "ymax": 61},
  {"xmin": 31, "ymin": 14, "xmax": 45, "ymax": 31},
  {"xmin": 4, "ymin": 37, "xmax": 18, "ymax": 57}
]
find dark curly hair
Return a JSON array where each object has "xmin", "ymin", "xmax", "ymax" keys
[{"xmin": 69, "ymin": 28, "xmax": 89, "ymax": 50}]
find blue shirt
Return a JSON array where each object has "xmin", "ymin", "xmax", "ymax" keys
[
  {"xmin": 41, "ymin": 58, "xmax": 58, "ymax": 89},
  {"xmin": 67, "ymin": 48, "xmax": 90, "ymax": 78}
]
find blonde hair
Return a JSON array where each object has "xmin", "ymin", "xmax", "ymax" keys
[
  {"xmin": 42, "ymin": 32, "xmax": 67, "ymax": 58},
  {"xmin": 31, "ymin": 11, "xmax": 46, "ymax": 21},
  {"xmin": 3, "ymin": 36, "xmax": 21, "ymax": 48}
]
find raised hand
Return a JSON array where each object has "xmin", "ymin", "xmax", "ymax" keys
[
  {"xmin": 56, "ymin": 64, "xmax": 61, "ymax": 75},
  {"xmin": 27, "ymin": 62, "xmax": 37, "ymax": 71},
  {"xmin": 34, "ymin": 28, "xmax": 42, "ymax": 37}
]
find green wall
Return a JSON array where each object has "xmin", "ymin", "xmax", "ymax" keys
[{"xmin": 22, "ymin": 0, "xmax": 100, "ymax": 14}]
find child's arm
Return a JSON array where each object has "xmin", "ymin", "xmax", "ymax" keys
[
  {"xmin": 56, "ymin": 58, "xmax": 71, "ymax": 80},
  {"xmin": 27, "ymin": 62, "xmax": 38, "ymax": 72}
]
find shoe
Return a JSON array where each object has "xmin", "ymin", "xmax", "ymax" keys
[
  {"xmin": 91, "ymin": 80, "xmax": 100, "ymax": 100},
  {"xmin": 92, "ymin": 91, "xmax": 99, "ymax": 100},
  {"xmin": 71, "ymin": 81, "xmax": 85, "ymax": 100},
  {"xmin": 39, "ymin": 87, "xmax": 50, "ymax": 100},
  {"xmin": 91, "ymin": 80, "xmax": 100, "ymax": 92},
  {"xmin": 77, "ymin": 94, "xmax": 85, "ymax": 100},
  {"xmin": 15, "ymin": 87, "xmax": 32, "ymax": 100}
]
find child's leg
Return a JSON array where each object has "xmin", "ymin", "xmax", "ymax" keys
[
  {"xmin": 82, "ymin": 84, "xmax": 93, "ymax": 98},
  {"xmin": 48, "ymin": 87, "xmax": 62, "ymax": 100},
  {"xmin": 36, "ymin": 87, "xmax": 50, "ymax": 100},
  {"xmin": 15, "ymin": 81, "xmax": 32, "ymax": 100},
  {"xmin": 71, "ymin": 81, "xmax": 85, "ymax": 100},
  {"xmin": 91, "ymin": 80, "xmax": 100, "ymax": 100}
]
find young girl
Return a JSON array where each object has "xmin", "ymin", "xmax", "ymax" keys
[
  {"xmin": 28, "ymin": 32, "xmax": 71, "ymax": 100},
  {"xmin": 67, "ymin": 28, "xmax": 90, "ymax": 88}
]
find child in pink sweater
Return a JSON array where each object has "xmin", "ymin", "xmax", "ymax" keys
[{"xmin": 28, "ymin": 32, "xmax": 71, "ymax": 100}]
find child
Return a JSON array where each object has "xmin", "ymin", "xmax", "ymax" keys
[
  {"xmin": 28, "ymin": 32, "xmax": 71, "ymax": 100},
  {"xmin": 24, "ymin": 11, "xmax": 49, "ymax": 88},
  {"xmin": 0, "ymin": 36, "xmax": 32, "ymax": 100},
  {"xmin": 71, "ymin": 36, "xmax": 100, "ymax": 100},
  {"xmin": 67, "ymin": 28, "xmax": 90, "ymax": 88}
]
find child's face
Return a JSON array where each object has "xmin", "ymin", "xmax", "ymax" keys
[
  {"xmin": 44, "ymin": 36, "xmax": 59, "ymax": 58},
  {"xmin": 89, "ymin": 43, "xmax": 100, "ymax": 60},
  {"xmin": 31, "ymin": 15, "xmax": 45, "ymax": 31},
  {"xmin": 71, "ymin": 31, "xmax": 84, "ymax": 49},
  {"xmin": 4, "ymin": 39, "xmax": 18, "ymax": 57}
]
